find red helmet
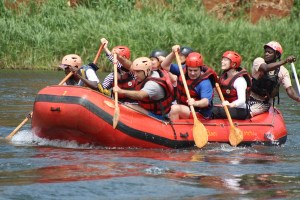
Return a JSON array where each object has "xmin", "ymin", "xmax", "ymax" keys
[
  {"xmin": 264, "ymin": 41, "xmax": 283, "ymax": 55},
  {"xmin": 222, "ymin": 51, "xmax": 242, "ymax": 69},
  {"xmin": 186, "ymin": 52, "xmax": 203, "ymax": 68},
  {"xmin": 113, "ymin": 46, "xmax": 131, "ymax": 59}
]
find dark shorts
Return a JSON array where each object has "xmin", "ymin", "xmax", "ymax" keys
[{"xmin": 212, "ymin": 105, "xmax": 250, "ymax": 120}]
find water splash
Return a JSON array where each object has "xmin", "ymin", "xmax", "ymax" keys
[{"xmin": 10, "ymin": 129, "xmax": 97, "ymax": 149}]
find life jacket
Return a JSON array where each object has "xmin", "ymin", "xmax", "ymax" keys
[
  {"xmin": 135, "ymin": 69, "xmax": 174, "ymax": 116},
  {"xmin": 251, "ymin": 67, "xmax": 280, "ymax": 102},
  {"xmin": 176, "ymin": 65, "xmax": 217, "ymax": 105},
  {"xmin": 112, "ymin": 68, "xmax": 137, "ymax": 102},
  {"xmin": 65, "ymin": 78, "xmax": 78, "ymax": 86},
  {"xmin": 78, "ymin": 65, "xmax": 103, "ymax": 92},
  {"xmin": 219, "ymin": 68, "xmax": 252, "ymax": 103}
]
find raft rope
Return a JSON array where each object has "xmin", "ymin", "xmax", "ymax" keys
[{"xmin": 168, "ymin": 119, "xmax": 177, "ymax": 140}]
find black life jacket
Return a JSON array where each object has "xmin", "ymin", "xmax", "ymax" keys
[{"xmin": 251, "ymin": 67, "xmax": 280, "ymax": 103}]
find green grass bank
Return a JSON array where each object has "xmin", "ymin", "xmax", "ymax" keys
[{"xmin": 0, "ymin": 0, "xmax": 299, "ymax": 74}]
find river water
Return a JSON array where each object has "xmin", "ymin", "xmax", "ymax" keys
[{"xmin": 0, "ymin": 70, "xmax": 299, "ymax": 200}]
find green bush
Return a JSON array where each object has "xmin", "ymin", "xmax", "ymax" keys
[{"xmin": 0, "ymin": 0, "xmax": 299, "ymax": 74}]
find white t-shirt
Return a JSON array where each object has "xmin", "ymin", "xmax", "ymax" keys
[
  {"xmin": 141, "ymin": 71, "xmax": 165, "ymax": 100},
  {"xmin": 78, "ymin": 68, "xmax": 100, "ymax": 86},
  {"xmin": 232, "ymin": 77, "xmax": 247, "ymax": 108}
]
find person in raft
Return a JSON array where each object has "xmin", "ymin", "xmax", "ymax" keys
[
  {"xmin": 161, "ymin": 46, "xmax": 194, "ymax": 70},
  {"xmin": 59, "ymin": 54, "xmax": 101, "ymax": 91},
  {"xmin": 149, "ymin": 49, "xmax": 178, "ymax": 89},
  {"xmin": 113, "ymin": 57, "xmax": 174, "ymax": 120},
  {"xmin": 161, "ymin": 46, "xmax": 194, "ymax": 104},
  {"xmin": 212, "ymin": 51, "xmax": 252, "ymax": 120},
  {"xmin": 249, "ymin": 41, "xmax": 299, "ymax": 117},
  {"xmin": 100, "ymin": 38, "xmax": 136, "ymax": 100},
  {"xmin": 162, "ymin": 45, "xmax": 218, "ymax": 120}
]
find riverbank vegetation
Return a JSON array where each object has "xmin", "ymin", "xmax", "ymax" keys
[{"xmin": 0, "ymin": 0, "xmax": 299, "ymax": 73}]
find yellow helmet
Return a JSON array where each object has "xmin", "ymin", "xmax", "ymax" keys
[
  {"xmin": 59, "ymin": 54, "xmax": 82, "ymax": 69},
  {"xmin": 131, "ymin": 57, "xmax": 152, "ymax": 76}
]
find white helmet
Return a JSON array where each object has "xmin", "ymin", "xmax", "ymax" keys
[
  {"xmin": 59, "ymin": 54, "xmax": 82, "ymax": 69},
  {"xmin": 131, "ymin": 57, "xmax": 152, "ymax": 76}
]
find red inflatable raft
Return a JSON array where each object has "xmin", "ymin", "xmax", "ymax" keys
[{"xmin": 31, "ymin": 85, "xmax": 287, "ymax": 148}]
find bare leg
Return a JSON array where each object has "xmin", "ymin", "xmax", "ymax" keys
[{"xmin": 169, "ymin": 104, "xmax": 190, "ymax": 120}]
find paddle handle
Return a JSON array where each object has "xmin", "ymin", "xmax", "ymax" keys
[
  {"xmin": 291, "ymin": 63, "xmax": 300, "ymax": 96},
  {"xmin": 215, "ymin": 83, "xmax": 234, "ymax": 127},
  {"xmin": 174, "ymin": 51, "xmax": 198, "ymax": 119},
  {"xmin": 93, "ymin": 43, "xmax": 105, "ymax": 64}
]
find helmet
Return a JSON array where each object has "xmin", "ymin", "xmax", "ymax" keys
[
  {"xmin": 222, "ymin": 51, "xmax": 242, "ymax": 69},
  {"xmin": 59, "ymin": 54, "xmax": 82, "ymax": 69},
  {"xmin": 180, "ymin": 46, "xmax": 193, "ymax": 57},
  {"xmin": 113, "ymin": 45, "xmax": 131, "ymax": 59},
  {"xmin": 264, "ymin": 41, "xmax": 283, "ymax": 55},
  {"xmin": 186, "ymin": 52, "xmax": 204, "ymax": 68},
  {"xmin": 131, "ymin": 57, "xmax": 152, "ymax": 76},
  {"xmin": 149, "ymin": 50, "xmax": 168, "ymax": 59}
]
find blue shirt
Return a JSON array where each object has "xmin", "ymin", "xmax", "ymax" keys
[
  {"xmin": 194, "ymin": 79, "xmax": 213, "ymax": 118},
  {"xmin": 170, "ymin": 63, "xmax": 186, "ymax": 76},
  {"xmin": 170, "ymin": 63, "xmax": 214, "ymax": 118}
]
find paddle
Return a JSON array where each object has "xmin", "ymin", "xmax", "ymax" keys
[
  {"xmin": 6, "ymin": 43, "xmax": 105, "ymax": 140},
  {"xmin": 291, "ymin": 62, "xmax": 300, "ymax": 96},
  {"xmin": 215, "ymin": 83, "xmax": 243, "ymax": 146},
  {"xmin": 112, "ymin": 53, "xmax": 120, "ymax": 129},
  {"xmin": 174, "ymin": 51, "xmax": 208, "ymax": 148},
  {"xmin": 93, "ymin": 43, "xmax": 105, "ymax": 64},
  {"xmin": 6, "ymin": 72, "xmax": 73, "ymax": 140}
]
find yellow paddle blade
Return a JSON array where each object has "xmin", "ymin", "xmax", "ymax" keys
[
  {"xmin": 229, "ymin": 126, "xmax": 243, "ymax": 147},
  {"xmin": 192, "ymin": 119, "xmax": 208, "ymax": 148},
  {"xmin": 113, "ymin": 106, "xmax": 120, "ymax": 129}
]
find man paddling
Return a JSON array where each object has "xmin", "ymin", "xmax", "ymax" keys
[
  {"xmin": 113, "ymin": 57, "xmax": 174, "ymax": 120},
  {"xmin": 59, "ymin": 54, "xmax": 101, "ymax": 91},
  {"xmin": 249, "ymin": 41, "xmax": 299, "ymax": 117},
  {"xmin": 162, "ymin": 45, "xmax": 217, "ymax": 120}
]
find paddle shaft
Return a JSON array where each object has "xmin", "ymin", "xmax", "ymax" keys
[
  {"xmin": 6, "ymin": 71, "xmax": 73, "ymax": 140},
  {"xmin": 112, "ymin": 53, "xmax": 120, "ymax": 129},
  {"xmin": 113, "ymin": 53, "xmax": 119, "ymax": 105},
  {"xmin": 93, "ymin": 43, "xmax": 105, "ymax": 64},
  {"xmin": 174, "ymin": 52, "xmax": 198, "ymax": 119},
  {"xmin": 7, "ymin": 41, "xmax": 105, "ymax": 140},
  {"xmin": 6, "ymin": 43, "xmax": 106, "ymax": 139},
  {"xmin": 291, "ymin": 62, "xmax": 300, "ymax": 96},
  {"xmin": 215, "ymin": 83, "xmax": 234, "ymax": 127}
]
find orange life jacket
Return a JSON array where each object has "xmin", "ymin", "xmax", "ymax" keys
[
  {"xmin": 113, "ymin": 69, "xmax": 137, "ymax": 102},
  {"xmin": 135, "ymin": 69, "xmax": 174, "ymax": 115}
]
